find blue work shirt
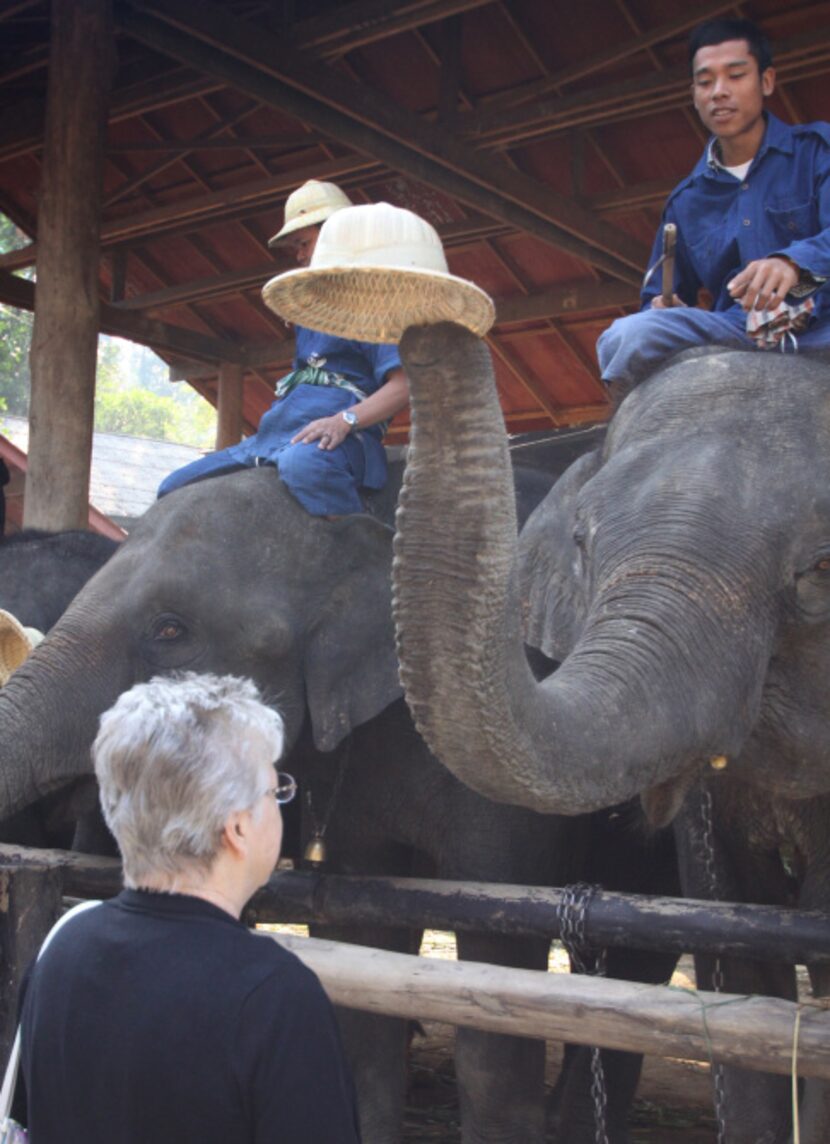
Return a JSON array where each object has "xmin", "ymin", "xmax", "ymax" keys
[
  {"xmin": 642, "ymin": 113, "xmax": 830, "ymax": 321},
  {"xmin": 293, "ymin": 327, "xmax": 402, "ymax": 396}
]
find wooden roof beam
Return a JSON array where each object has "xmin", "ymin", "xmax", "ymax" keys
[
  {"xmin": 103, "ymin": 95, "xmax": 262, "ymax": 208},
  {"xmin": 0, "ymin": 268, "xmax": 244, "ymax": 363},
  {"xmin": 0, "ymin": 154, "xmax": 378, "ymax": 271},
  {"xmin": 480, "ymin": 0, "xmax": 736, "ymax": 114},
  {"xmin": 0, "ymin": 1, "xmax": 493, "ymax": 163},
  {"xmin": 495, "ymin": 280, "xmax": 639, "ymax": 325},
  {"xmin": 469, "ymin": 27, "xmax": 830, "ymax": 147},
  {"xmin": 295, "ymin": 0, "xmax": 496, "ymax": 59},
  {"xmin": 118, "ymin": 0, "xmax": 647, "ymax": 283},
  {"xmin": 0, "ymin": 68, "xmax": 221, "ymax": 163},
  {"xmin": 106, "ymin": 132, "xmax": 327, "ymax": 153}
]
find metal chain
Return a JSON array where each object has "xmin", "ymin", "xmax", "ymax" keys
[
  {"xmin": 699, "ymin": 784, "xmax": 728, "ymax": 1144},
  {"xmin": 557, "ymin": 883, "xmax": 609, "ymax": 1144},
  {"xmin": 303, "ymin": 739, "xmax": 352, "ymax": 851}
]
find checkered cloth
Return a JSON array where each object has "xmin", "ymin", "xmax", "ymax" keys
[{"xmin": 746, "ymin": 297, "xmax": 815, "ymax": 349}]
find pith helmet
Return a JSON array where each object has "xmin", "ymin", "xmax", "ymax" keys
[
  {"xmin": 267, "ymin": 180, "xmax": 353, "ymax": 248},
  {"xmin": 0, "ymin": 609, "xmax": 44, "ymax": 686},
  {"xmin": 261, "ymin": 201, "xmax": 495, "ymax": 342}
]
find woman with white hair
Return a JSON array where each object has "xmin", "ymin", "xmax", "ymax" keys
[{"xmin": 14, "ymin": 672, "xmax": 361, "ymax": 1144}]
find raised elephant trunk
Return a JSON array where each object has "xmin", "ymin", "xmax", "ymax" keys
[
  {"xmin": 393, "ymin": 323, "xmax": 769, "ymax": 815},
  {"xmin": 0, "ymin": 607, "xmax": 130, "ymax": 819}
]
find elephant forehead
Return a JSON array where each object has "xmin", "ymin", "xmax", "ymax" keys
[{"xmin": 608, "ymin": 350, "xmax": 830, "ymax": 453}]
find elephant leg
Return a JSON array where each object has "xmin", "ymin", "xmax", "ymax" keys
[
  {"xmin": 454, "ymin": 931, "xmax": 549, "ymax": 1144},
  {"xmin": 548, "ymin": 945, "xmax": 679, "ymax": 1144},
  {"xmin": 676, "ymin": 790, "xmax": 795, "ymax": 1143},
  {"xmin": 695, "ymin": 952, "xmax": 794, "ymax": 1144},
  {"xmin": 790, "ymin": 814, "xmax": 830, "ymax": 1144},
  {"xmin": 310, "ymin": 922, "xmax": 415, "ymax": 1144}
]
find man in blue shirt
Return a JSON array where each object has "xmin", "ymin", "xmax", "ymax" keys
[
  {"xmin": 159, "ymin": 180, "xmax": 409, "ymax": 516},
  {"xmin": 598, "ymin": 18, "xmax": 830, "ymax": 390}
]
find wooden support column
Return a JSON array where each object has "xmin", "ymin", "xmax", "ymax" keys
[
  {"xmin": 0, "ymin": 861, "xmax": 62, "ymax": 1063},
  {"xmin": 215, "ymin": 361, "xmax": 244, "ymax": 449},
  {"xmin": 24, "ymin": 0, "xmax": 115, "ymax": 530}
]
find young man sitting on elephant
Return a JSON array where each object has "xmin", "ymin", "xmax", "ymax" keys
[
  {"xmin": 158, "ymin": 179, "xmax": 409, "ymax": 517},
  {"xmin": 598, "ymin": 17, "xmax": 830, "ymax": 389}
]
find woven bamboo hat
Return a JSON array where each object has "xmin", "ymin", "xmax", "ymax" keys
[
  {"xmin": 261, "ymin": 202, "xmax": 495, "ymax": 343},
  {"xmin": 0, "ymin": 609, "xmax": 44, "ymax": 687},
  {"xmin": 267, "ymin": 179, "xmax": 353, "ymax": 248}
]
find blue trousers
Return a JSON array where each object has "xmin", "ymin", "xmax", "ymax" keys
[
  {"xmin": 598, "ymin": 307, "xmax": 830, "ymax": 387},
  {"xmin": 158, "ymin": 385, "xmax": 386, "ymax": 516}
]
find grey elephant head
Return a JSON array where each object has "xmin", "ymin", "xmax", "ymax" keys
[
  {"xmin": 0, "ymin": 473, "xmax": 401, "ymax": 816},
  {"xmin": 392, "ymin": 322, "xmax": 830, "ymax": 823}
]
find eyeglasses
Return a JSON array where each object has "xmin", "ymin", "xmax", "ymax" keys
[{"xmin": 266, "ymin": 772, "xmax": 297, "ymax": 805}]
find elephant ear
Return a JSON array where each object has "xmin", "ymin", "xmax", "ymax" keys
[
  {"xmin": 304, "ymin": 515, "xmax": 403, "ymax": 752},
  {"xmin": 519, "ymin": 449, "xmax": 602, "ymax": 661}
]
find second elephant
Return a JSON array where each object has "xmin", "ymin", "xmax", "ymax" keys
[{"xmin": 0, "ymin": 462, "xmax": 677, "ymax": 1144}]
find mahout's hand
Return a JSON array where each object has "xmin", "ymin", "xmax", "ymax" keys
[
  {"xmin": 291, "ymin": 413, "xmax": 351, "ymax": 450},
  {"xmin": 728, "ymin": 257, "xmax": 799, "ymax": 312}
]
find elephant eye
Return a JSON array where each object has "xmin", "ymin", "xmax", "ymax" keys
[
  {"xmin": 151, "ymin": 616, "xmax": 186, "ymax": 641},
  {"xmin": 814, "ymin": 556, "xmax": 830, "ymax": 574},
  {"xmin": 573, "ymin": 525, "xmax": 586, "ymax": 548}
]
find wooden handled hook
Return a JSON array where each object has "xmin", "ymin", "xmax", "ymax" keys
[{"xmin": 661, "ymin": 223, "xmax": 677, "ymax": 306}]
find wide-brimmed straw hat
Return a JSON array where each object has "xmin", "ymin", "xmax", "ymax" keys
[
  {"xmin": 267, "ymin": 179, "xmax": 353, "ymax": 248},
  {"xmin": 261, "ymin": 202, "xmax": 496, "ymax": 343},
  {"xmin": 0, "ymin": 609, "xmax": 44, "ymax": 687}
]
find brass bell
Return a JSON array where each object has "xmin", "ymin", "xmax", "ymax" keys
[
  {"xmin": 303, "ymin": 834, "xmax": 327, "ymax": 866},
  {"xmin": 709, "ymin": 754, "xmax": 728, "ymax": 771}
]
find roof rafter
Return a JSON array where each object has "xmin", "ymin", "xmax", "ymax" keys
[
  {"xmin": 469, "ymin": 27, "xmax": 830, "ymax": 148},
  {"xmin": 116, "ymin": 0, "xmax": 647, "ymax": 283},
  {"xmin": 478, "ymin": 0, "xmax": 736, "ymax": 115},
  {"xmin": 0, "ymin": 268, "xmax": 245, "ymax": 363},
  {"xmin": 0, "ymin": 155, "xmax": 378, "ymax": 271}
]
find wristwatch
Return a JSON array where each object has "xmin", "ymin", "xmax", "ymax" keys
[{"xmin": 341, "ymin": 410, "xmax": 360, "ymax": 431}]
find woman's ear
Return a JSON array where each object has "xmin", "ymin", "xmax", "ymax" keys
[{"xmin": 221, "ymin": 810, "xmax": 249, "ymax": 858}]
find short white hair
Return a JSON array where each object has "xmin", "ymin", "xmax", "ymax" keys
[{"xmin": 93, "ymin": 673, "xmax": 284, "ymax": 888}]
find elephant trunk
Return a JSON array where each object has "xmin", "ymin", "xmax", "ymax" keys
[
  {"xmin": 393, "ymin": 323, "xmax": 767, "ymax": 815},
  {"xmin": 0, "ymin": 610, "xmax": 130, "ymax": 819}
]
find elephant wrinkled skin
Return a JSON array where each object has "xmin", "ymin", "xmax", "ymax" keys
[
  {"xmin": 391, "ymin": 323, "xmax": 830, "ymax": 1143},
  {"xmin": 0, "ymin": 468, "xmax": 676, "ymax": 1144}
]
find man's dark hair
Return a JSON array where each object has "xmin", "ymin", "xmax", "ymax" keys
[{"xmin": 688, "ymin": 19, "xmax": 773, "ymax": 75}]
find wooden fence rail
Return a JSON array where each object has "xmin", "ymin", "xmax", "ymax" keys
[
  {"xmin": 17, "ymin": 842, "xmax": 828, "ymax": 963},
  {"xmin": 1, "ymin": 843, "xmax": 829, "ymax": 1079},
  {"xmin": 272, "ymin": 931, "xmax": 830, "ymax": 1080}
]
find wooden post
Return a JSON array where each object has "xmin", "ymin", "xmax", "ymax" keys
[
  {"xmin": 215, "ymin": 361, "xmax": 244, "ymax": 449},
  {"xmin": 0, "ymin": 862, "xmax": 62, "ymax": 1064},
  {"xmin": 24, "ymin": 0, "xmax": 115, "ymax": 531}
]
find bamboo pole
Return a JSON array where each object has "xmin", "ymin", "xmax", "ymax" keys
[{"xmin": 272, "ymin": 932, "xmax": 830, "ymax": 1080}]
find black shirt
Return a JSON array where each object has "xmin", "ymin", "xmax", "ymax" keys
[{"xmin": 19, "ymin": 889, "xmax": 361, "ymax": 1143}]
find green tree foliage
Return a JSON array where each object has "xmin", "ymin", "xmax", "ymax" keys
[
  {"xmin": 0, "ymin": 214, "xmax": 33, "ymax": 416},
  {"xmin": 94, "ymin": 338, "xmax": 216, "ymax": 448},
  {"xmin": 0, "ymin": 215, "xmax": 216, "ymax": 447}
]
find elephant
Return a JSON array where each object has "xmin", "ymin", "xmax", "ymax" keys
[
  {"xmin": 0, "ymin": 528, "xmax": 119, "ymax": 850},
  {"xmin": 0, "ymin": 528, "xmax": 119, "ymax": 632},
  {"xmin": 389, "ymin": 322, "xmax": 830, "ymax": 1143},
  {"xmin": 0, "ymin": 457, "xmax": 679, "ymax": 1144}
]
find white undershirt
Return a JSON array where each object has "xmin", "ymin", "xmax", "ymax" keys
[{"xmin": 722, "ymin": 159, "xmax": 752, "ymax": 180}]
